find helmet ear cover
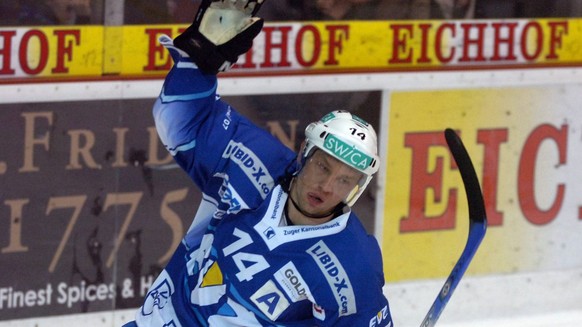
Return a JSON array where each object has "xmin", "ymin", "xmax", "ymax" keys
[{"xmin": 301, "ymin": 110, "xmax": 380, "ymax": 207}]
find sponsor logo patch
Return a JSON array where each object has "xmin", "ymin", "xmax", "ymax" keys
[
  {"xmin": 222, "ymin": 141, "xmax": 274, "ymax": 199},
  {"xmin": 323, "ymin": 134, "xmax": 371, "ymax": 170},
  {"xmin": 274, "ymin": 262, "xmax": 311, "ymax": 302},
  {"xmin": 307, "ymin": 240, "xmax": 356, "ymax": 316},
  {"xmin": 215, "ymin": 174, "xmax": 248, "ymax": 214}
]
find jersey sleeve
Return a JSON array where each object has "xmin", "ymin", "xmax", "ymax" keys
[
  {"xmin": 152, "ymin": 35, "xmax": 224, "ymax": 189},
  {"xmin": 152, "ymin": 35, "xmax": 297, "ymax": 210},
  {"xmin": 318, "ymin": 257, "xmax": 393, "ymax": 327},
  {"xmin": 310, "ymin": 220, "xmax": 394, "ymax": 327},
  {"xmin": 344, "ymin": 235, "xmax": 393, "ymax": 327}
]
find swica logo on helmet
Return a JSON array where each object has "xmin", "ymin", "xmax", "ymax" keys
[{"xmin": 323, "ymin": 134, "xmax": 372, "ymax": 170}]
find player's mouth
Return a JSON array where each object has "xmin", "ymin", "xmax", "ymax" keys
[{"xmin": 307, "ymin": 193, "xmax": 324, "ymax": 207}]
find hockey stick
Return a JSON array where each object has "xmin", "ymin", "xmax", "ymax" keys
[{"xmin": 420, "ymin": 128, "xmax": 488, "ymax": 327}]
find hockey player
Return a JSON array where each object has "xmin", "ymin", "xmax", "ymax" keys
[{"xmin": 123, "ymin": 0, "xmax": 393, "ymax": 326}]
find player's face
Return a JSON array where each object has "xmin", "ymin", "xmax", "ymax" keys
[{"xmin": 290, "ymin": 150, "xmax": 362, "ymax": 223}]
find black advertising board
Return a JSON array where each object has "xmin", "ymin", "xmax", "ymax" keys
[{"xmin": 0, "ymin": 91, "xmax": 379, "ymax": 320}]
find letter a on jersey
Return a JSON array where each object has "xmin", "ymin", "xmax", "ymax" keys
[{"xmin": 250, "ymin": 280, "xmax": 290, "ymax": 320}]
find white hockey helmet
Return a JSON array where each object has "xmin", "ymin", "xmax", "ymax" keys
[{"xmin": 303, "ymin": 110, "xmax": 380, "ymax": 207}]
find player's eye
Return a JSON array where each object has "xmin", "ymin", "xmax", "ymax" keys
[{"xmin": 315, "ymin": 160, "xmax": 329, "ymax": 173}]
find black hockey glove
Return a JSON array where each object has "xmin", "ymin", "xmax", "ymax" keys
[{"xmin": 174, "ymin": 0, "xmax": 265, "ymax": 75}]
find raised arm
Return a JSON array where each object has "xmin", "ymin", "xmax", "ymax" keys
[{"xmin": 152, "ymin": 0, "xmax": 267, "ymax": 189}]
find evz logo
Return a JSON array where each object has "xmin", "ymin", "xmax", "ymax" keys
[{"xmin": 369, "ymin": 305, "xmax": 392, "ymax": 327}]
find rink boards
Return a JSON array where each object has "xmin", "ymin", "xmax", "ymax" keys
[{"xmin": 1, "ymin": 19, "xmax": 582, "ymax": 326}]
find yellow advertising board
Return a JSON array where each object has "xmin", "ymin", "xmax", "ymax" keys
[
  {"xmin": 1, "ymin": 19, "xmax": 582, "ymax": 82},
  {"xmin": 0, "ymin": 27, "xmax": 103, "ymax": 79},
  {"xmin": 382, "ymin": 85, "xmax": 582, "ymax": 282}
]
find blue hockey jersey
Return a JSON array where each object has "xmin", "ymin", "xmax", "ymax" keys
[{"xmin": 132, "ymin": 35, "xmax": 393, "ymax": 327}]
